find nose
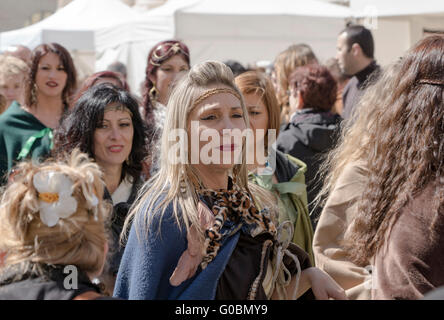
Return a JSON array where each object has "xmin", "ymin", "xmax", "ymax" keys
[{"xmin": 109, "ymin": 127, "xmax": 122, "ymax": 140}]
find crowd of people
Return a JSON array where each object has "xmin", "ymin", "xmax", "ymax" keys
[{"xmin": 0, "ymin": 23, "xmax": 442, "ymax": 301}]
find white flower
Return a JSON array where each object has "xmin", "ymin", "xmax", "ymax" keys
[{"xmin": 33, "ymin": 171, "xmax": 78, "ymax": 227}]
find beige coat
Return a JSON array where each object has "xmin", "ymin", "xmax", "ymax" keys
[{"xmin": 313, "ymin": 160, "xmax": 371, "ymax": 299}]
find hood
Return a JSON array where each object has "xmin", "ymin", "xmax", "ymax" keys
[{"xmin": 284, "ymin": 110, "xmax": 341, "ymax": 152}]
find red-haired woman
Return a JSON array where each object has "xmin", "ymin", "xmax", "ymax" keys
[
  {"xmin": 277, "ymin": 65, "xmax": 341, "ymax": 227},
  {"xmin": 74, "ymin": 71, "xmax": 129, "ymax": 103},
  {"xmin": 0, "ymin": 43, "xmax": 77, "ymax": 185},
  {"xmin": 141, "ymin": 40, "xmax": 190, "ymax": 174}
]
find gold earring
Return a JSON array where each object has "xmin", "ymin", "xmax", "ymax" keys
[{"xmin": 149, "ymin": 83, "xmax": 159, "ymax": 101}]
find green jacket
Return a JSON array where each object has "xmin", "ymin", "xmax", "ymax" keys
[
  {"xmin": 249, "ymin": 150, "xmax": 314, "ymax": 264},
  {"xmin": 0, "ymin": 101, "xmax": 53, "ymax": 185}
]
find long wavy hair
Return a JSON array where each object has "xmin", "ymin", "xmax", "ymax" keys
[
  {"xmin": 24, "ymin": 43, "xmax": 77, "ymax": 109},
  {"xmin": 342, "ymin": 35, "xmax": 444, "ymax": 266}
]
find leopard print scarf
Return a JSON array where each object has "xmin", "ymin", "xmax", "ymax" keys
[{"xmin": 199, "ymin": 183, "xmax": 277, "ymax": 269}]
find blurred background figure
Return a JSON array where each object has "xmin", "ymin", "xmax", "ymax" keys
[
  {"xmin": 141, "ymin": 39, "xmax": 190, "ymax": 175},
  {"xmin": 324, "ymin": 57, "xmax": 351, "ymax": 116},
  {"xmin": 224, "ymin": 59, "xmax": 247, "ymax": 77},
  {"xmin": 0, "ymin": 55, "xmax": 29, "ymax": 108},
  {"xmin": 0, "ymin": 42, "xmax": 77, "ymax": 186},
  {"xmin": 277, "ymin": 64, "xmax": 341, "ymax": 228},
  {"xmin": 54, "ymin": 83, "xmax": 148, "ymax": 295},
  {"xmin": 336, "ymin": 24, "xmax": 380, "ymax": 121},
  {"xmin": 107, "ymin": 61, "xmax": 128, "ymax": 81},
  {"xmin": 73, "ymin": 70, "xmax": 130, "ymax": 104},
  {"xmin": 3, "ymin": 45, "xmax": 32, "ymax": 66},
  {"xmin": 273, "ymin": 44, "xmax": 318, "ymax": 127}
]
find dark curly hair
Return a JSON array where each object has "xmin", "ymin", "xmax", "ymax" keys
[
  {"xmin": 54, "ymin": 83, "xmax": 148, "ymax": 182},
  {"xmin": 344, "ymin": 35, "xmax": 444, "ymax": 266},
  {"xmin": 288, "ymin": 64, "xmax": 337, "ymax": 112}
]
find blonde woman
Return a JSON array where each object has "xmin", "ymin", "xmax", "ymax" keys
[
  {"xmin": 0, "ymin": 150, "xmax": 114, "ymax": 300},
  {"xmin": 114, "ymin": 61, "xmax": 346, "ymax": 300},
  {"xmin": 312, "ymin": 62, "xmax": 401, "ymax": 299},
  {"xmin": 273, "ymin": 44, "xmax": 318, "ymax": 125},
  {"xmin": 0, "ymin": 54, "xmax": 29, "ymax": 108}
]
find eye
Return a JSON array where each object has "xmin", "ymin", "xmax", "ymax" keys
[
  {"xmin": 200, "ymin": 114, "xmax": 217, "ymax": 121},
  {"xmin": 97, "ymin": 123, "xmax": 108, "ymax": 129},
  {"xmin": 57, "ymin": 67, "xmax": 65, "ymax": 71},
  {"xmin": 120, "ymin": 122, "xmax": 131, "ymax": 127},
  {"xmin": 249, "ymin": 111, "xmax": 261, "ymax": 116},
  {"xmin": 232, "ymin": 113, "xmax": 243, "ymax": 118}
]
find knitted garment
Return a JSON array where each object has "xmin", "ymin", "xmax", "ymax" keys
[{"xmin": 199, "ymin": 184, "xmax": 277, "ymax": 269}]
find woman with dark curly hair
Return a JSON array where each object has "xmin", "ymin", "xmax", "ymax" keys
[
  {"xmin": 54, "ymin": 83, "xmax": 148, "ymax": 295},
  {"xmin": 0, "ymin": 43, "xmax": 77, "ymax": 185},
  {"xmin": 342, "ymin": 35, "xmax": 444, "ymax": 300},
  {"xmin": 277, "ymin": 64, "xmax": 341, "ymax": 227}
]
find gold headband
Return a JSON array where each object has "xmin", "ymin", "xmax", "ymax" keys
[
  {"xmin": 150, "ymin": 42, "xmax": 188, "ymax": 67},
  {"xmin": 418, "ymin": 79, "xmax": 444, "ymax": 87},
  {"xmin": 193, "ymin": 87, "xmax": 242, "ymax": 108},
  {"xmin": 104, "ymin": 104, "xmax": 133, "ymax": 117}
]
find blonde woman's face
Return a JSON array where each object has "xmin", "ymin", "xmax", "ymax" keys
[{"xmin": 188, "ymin": 89, "xmax": 246, "ymax": 170}]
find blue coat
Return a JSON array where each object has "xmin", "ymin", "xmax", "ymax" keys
[{"xmin": 113, "ymin": 198, "xmax": 240, "ymax": 300}]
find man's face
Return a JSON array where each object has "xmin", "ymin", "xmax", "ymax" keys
[{"xmin": 336, "ymin": 32, "xmax": 356, "ymax": 76}]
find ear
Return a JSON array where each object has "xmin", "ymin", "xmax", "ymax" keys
[{"xmin": 351, "ymin": 43, "xmax": 362, "ymax": 57}]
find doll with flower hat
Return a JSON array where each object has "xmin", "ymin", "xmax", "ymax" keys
[{"xmin": 0, "ymin": 149, "xmax": 118, "ymax": 300}]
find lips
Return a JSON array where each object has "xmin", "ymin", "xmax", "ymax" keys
[
  {"xmin": 108, "ymin": 145, "xmax": 124, "ymax": 153},
  {"xmin": 219, "ymin": 144, "xmax": 237, "ymax": 151},
  {"xmin": 46, "ymin": 81, "xmax": 58, "ymax": 88}
]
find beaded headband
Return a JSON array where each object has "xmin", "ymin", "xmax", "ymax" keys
[
  {"xmin": 150, "ymin": 42, "xmax": 189, "ymax": 67},
  {"xmin": 193, "ymin": 87, "xmax": 242, "ymax": 109},
  {"xmin": 104, "ymin": 104, "xmax": 133, "ymax": 117}
]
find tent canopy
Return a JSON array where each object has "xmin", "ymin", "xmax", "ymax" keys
[
  {"xmin": 175, "ymin": 0, "xmax": 352, "ymax": 65},
  {"xmin": 0, "ymin": 0, "xmax": 144, "ymax": 52},
  {"xmin": 351, "ymin": 0, "xmax": 444, "ymax": 18}
]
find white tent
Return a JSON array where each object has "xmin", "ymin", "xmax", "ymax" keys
[
  {"xmin": 174, "ymin": 0, "xmax": 352, "ymax": 66},
  {"xmin": 0, "ymin": 0, "xmax": 170, "ymax": 93},
  {"xmin": 351, "ymin": 0, "xmax": 444, "ymax": 65}
]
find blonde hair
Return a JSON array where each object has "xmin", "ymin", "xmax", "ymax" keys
[
  {"xmin": 0, "ymin": 54, "xmax": 29, "ymax": 80},
  {"xmin": 124, "ymin": 61, "xmax": 277, "ymax": 242},
  {"xmin": 314, "ymin": 61, "xmax": 401, "ymax": 210},
  {"xmin": 0, "ymin": 94, "xmax": 6, "ymax": 114},
  {"xmin": 274, "ymin": 44, "xmax": 318, "ymax": 120},
  {"xmin": 0, "ymin": 150, "xmax": 111, "ymax": 276}
]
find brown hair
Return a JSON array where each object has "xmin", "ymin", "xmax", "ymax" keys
[
  {"xmin": 234, "ymin": 70, "xmax": 281, "ymax": 149},
  {"xmin": 0, "ymin": 150, "xmax": 111, "ymax": 276},
  {"xmin": 24, "ymin": 43, "xmax": 77, "ymax": 108},
  {"xmin": 274, "ymin": 44, "xmax": 318, "ymax": 112},
  {"xmin": 343, "ymin": 35, "xmax": 444, "ymax": 266},
  {"xmin": 288, "ymin": 64, "xmax": 337, "ymax": 112}
]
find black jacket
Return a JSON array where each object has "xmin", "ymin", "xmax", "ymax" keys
[
  {"xmin": 276, "ymin": 109, "xmax": 342, "ymax": 227},
  {"xmin": 0, "ymin": 264, "xmax": 112, "ymax": 300}
]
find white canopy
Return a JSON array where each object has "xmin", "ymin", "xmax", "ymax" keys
[
  {"xmin": 175, "ymin": 0, "xmax": 352, "ymax": 66},
  {"xmin": 350, "ymin": 0, "xmax": 444, "ymax": 66}
]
